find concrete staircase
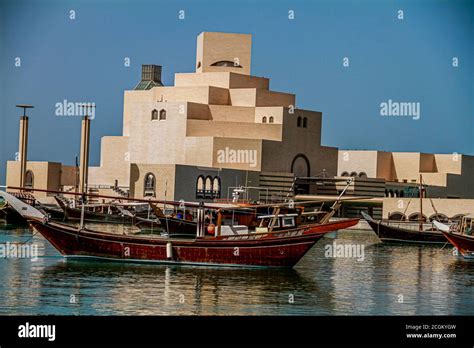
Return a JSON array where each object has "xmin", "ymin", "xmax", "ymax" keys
[{"xmin": 113, "ymin": 186, "xmax": 129, "ymax": 198}]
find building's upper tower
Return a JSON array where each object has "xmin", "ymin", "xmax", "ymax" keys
[{"xmin": 196, "ymin": 32, "xmax": 252, "ymax": 75}]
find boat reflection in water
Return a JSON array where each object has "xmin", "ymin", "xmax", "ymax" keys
[
  {"xmin": 34, "ymin": 260, "xmax": 327, "ymax": 315},
  {"xmin": 0, "ymin": 226, "xmax": 473, "ymax": 315}
]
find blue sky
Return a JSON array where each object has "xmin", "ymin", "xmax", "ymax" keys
[{"xmin": 0, "ymin": 0, "xmax": 472, "ymax": 184}]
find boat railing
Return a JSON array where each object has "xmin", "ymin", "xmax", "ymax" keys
[
  {"xmin": 217, "ymin": 224, "xmax": 313, "ymax": 241},
  {"xmin": 384, "ymin": 219, "xmax": 439, "ymax": 231}
]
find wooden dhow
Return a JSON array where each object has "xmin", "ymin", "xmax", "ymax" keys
[{"xmin": 0, "ymin": 190, "xmax": 359, "ymax": 268}]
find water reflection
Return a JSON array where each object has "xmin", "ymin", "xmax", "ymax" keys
[
  {"xmin": 0, "ymin": 226, "xmax": 472, "ymax": 315},
  {"xmin": 32, "ymin": 260, "xmax": 329, "ymax": 315}
]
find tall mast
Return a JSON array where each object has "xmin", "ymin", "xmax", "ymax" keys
[{"xmin": 419, "ymin": 174, "xmax": 423, "ymax": 232}]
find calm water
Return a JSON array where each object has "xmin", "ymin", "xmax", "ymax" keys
[{"xmin": 0, "ymin": 223, "xmax": 473, "ymax": 315}]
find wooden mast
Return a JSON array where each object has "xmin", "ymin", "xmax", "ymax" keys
[{"xmin": 419, "ymin": 174, "xmax": 423, "ymax": 232}]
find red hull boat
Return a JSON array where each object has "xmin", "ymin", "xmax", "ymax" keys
[
  {"xmin": 440, "ymin": 232, "xmax": 474, "ymax": 259},
  {"xmin": 0, "ymin": 190, "xmax": 359, "ymax": 268},
  {"xmin": 433, "ymin": 220, "xmax": 474, "ymax": 259},
  {"xmin": 28, "ymin": 218, "xmax": 358, "ymax": 268}
]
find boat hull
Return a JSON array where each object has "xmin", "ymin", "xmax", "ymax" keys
[
  {"xmin": 441, "ymin": 232, "xmax": 474, "ymax": 258},
  {"xmin": 29, "ymin": 218, "xmax": 359, "ymax": 268},
  {"xmin": 0, "ymin": 205, "xmax": 27, "ymax": 225},
  {"xmin": 365, "ymin": 218, "xmax": 447, "ymax": 245}
]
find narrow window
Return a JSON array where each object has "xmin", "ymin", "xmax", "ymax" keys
[
  {"xmin": 159, "ymin": 109, "xmax": 166, "ymax": 120},
  {"xmin": 302, "ymin": 117, "xmax": 308, "ymax": 128},
  {"xmin": 297, "ymin": 116, "xmax": 302, "ymax": 127},
  {"xmin": 204, "ymin": 176, "xmax": 213, "ymax": 199},
  {"xmin": 269, "ymin": 116, "xmax": 274, "ymax": 123},
  {"xmin": 212, "ymin": 176, "xmax": 221, "ymax": 198},
  {"xmin": 25, "ymin": 170, "xmax": 34, "ymax": 189},
  {"xmin": 151, "ymin": 109, "xmax": 158, "ymax": 120},
  {"xmin": 196, "ymin": 176, "xmax": 205, "ymax": 199},
  {"xmin": 262, "ymin": 116, "xmax": 267, "ymax": 123},
  {"xmin": 144, "ymin": 173, "xmax": 156, "ymax": 197}
]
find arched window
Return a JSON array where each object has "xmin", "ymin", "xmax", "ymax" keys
[
  {"xmin": 302, "ymin": 117, "xmax": 308, "ymax": 128},
  {"xmin": 385, "ymin": 189, "xmax": 389, "ymax": 197},
  {"xmin": 408, "ymin": 213, "xmax": 427, "ymax": 222},
  {"xmin": 151, "ymin": 109, "xmax": 158, "ymax": 120},
  {"xmin": 350, "ymin": 171, "xmax": 358, "ymax": 177},
  {"xmin": 204, "ymin": 176, "xmax": 213, "ymax": 198},
  {"xmin": 429, "ymin": 213, "xmax": 448, "ymax": 222},
  {"xmin": 262, "ymin": 116, "xmax": 267, "ymax": 123},
  {"xmin": 399, "ymin": 190, "xmax": 405, "ymax": 197},
  {"xmin": 144, "ymin": 173, "xmax": 156, "ymax": 197},
  {"xmin": 210, "ymin": 60, "xmax": 243, "ymax": 68},
  {"xmin": 159, "ymin": 109, "xmax": 166, "ymax": 120},
  {"xmin": 389, "ymin": 189, "xmax": 394, "ymax": 197},
  {"xmin": 25, "ymin": 170, "xmax": 34, "ymax": 189},
  {"xmin": 212, "ymin": 176, "xmax": 221, "ymax": 198},
  {"xmin": 297, "ymin": 116, "xmax": 302, "ymax": 127},
  {"xmin": 389, "ymin": 212, "xmax": 406, "ymax": 221},
  {"xmin": 196, "ymin": 175, "xmax": 205, "ymax": 199},
  {"xmin": 358, "ymin": 172, "xmax": 367, "ymax": 178},
  {"xmin": 269, "ymin": 116, "xmax": 274, "ymax": 123},
  {"xmin": 450, "ymin": 214, "xmax": 465, "ymax": 222},
  {"xmin": 341, "ymin": 171, "xmax": 349, "ymax": 177}
]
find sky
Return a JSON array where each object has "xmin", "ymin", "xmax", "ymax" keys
[{"xmin": 0, "ymin": 0, "xmax": 472, "ymax": 185}]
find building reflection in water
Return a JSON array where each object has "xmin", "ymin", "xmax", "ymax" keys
[{"xmin": 0, "ymin": 227, "xmax": 472, "ymax": 315}]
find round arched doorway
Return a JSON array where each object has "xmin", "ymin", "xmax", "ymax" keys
[{"xmin": 291, "ymin": 154, "xmax": 311, "ymax": 194}]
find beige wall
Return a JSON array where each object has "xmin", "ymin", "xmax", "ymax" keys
[
  {"xmin": 261, "ymin": 109, "xmax": 337, "ymax": 176},
  {"xmin": 434, "ymin": 153, "xmax": 462, "ymax": 174},
  {"xmin": 196, "ymin": 32, "xmax": 252, "ymax": 75},
  {"xmin": 383, "ymin": 198, "xmax": 474, "ymax": 219},
  {"xmin": 229, "ymin": 89, "xmax": 295, "ymax": 107},
  {"xmin": 420, "ymin": 153, "xmax": 436, "ymax": 173},
  {"xmin": 376, "ymin": 151, "xmax": 394, "ymax": 180},
  {"xmin": 391, "ymin": 152, "xmax": 419, "ymax": 181},
  {"xmin": 175, "ymin": 72, "xmax": 269, "ymax": 90},
  {"xmin": 186, "ymin": 119, "xmax": 282, "ymax": 141},
  {"xmin": 6, "ymin": 161, "xmax": 62, "ymax": 197},
  {"xmin": 128, "ymin": 102, "xmax": 188, "ymax": 165},
  {"xmin": 183, "ymin": 137, "xmax": 214, "ymax": 167},
  {"xmin": 60, "ymin": 165, "xmax": 77, "ymax": 186},
  {"xmin": 129, "ymin": 163, "xmax": 176, "ymax": 200},
  {"xmin": 255, "ymin": 107, "xmax": 284, "ymax": 124},
  {"xmin": 337, "ymin": 150, "xmax": 474, "ymax": 198},
  {"xmin": 338, "ymin": 150, "xmax": 379, "ymax": 177},
  {"xmin": 229, "ymin": 89, "xmax": 256, "ymax": 106},
  {"xmin": 123, "ymin": 87, "xmax": 230, "ymax": 135},
  {"xmin": 212, "ymin": 137, "xmax": 262, "ymax": 171}
]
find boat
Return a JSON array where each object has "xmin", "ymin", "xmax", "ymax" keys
[
  {"xmin": 434, "ymin": 219, "xmax": 474, "ymax": 259},
  {"xmin": 55, "ymin": 196, "xmax": 153, "ymax": 224},
  {"xmin": 361, "ymin": 175, "xmax": 449, "ymax": 245},
  {"xmin": 0, "ymin": 191, "xmax": 359, "ymax": 268},
  {"xmin": 0, "ymin": 203, "xmax": 26, "ymax": 224},
  {"xmin": 362, "ymin": 212, "xmax": 448, "ymax": 244},
  {"xmin": 0, "ymin": 192, "xmax": 35, "ymax": 225},
  {"xmin": 145, "ymin": 201, "xmax": 327, "ymax": 237}
]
